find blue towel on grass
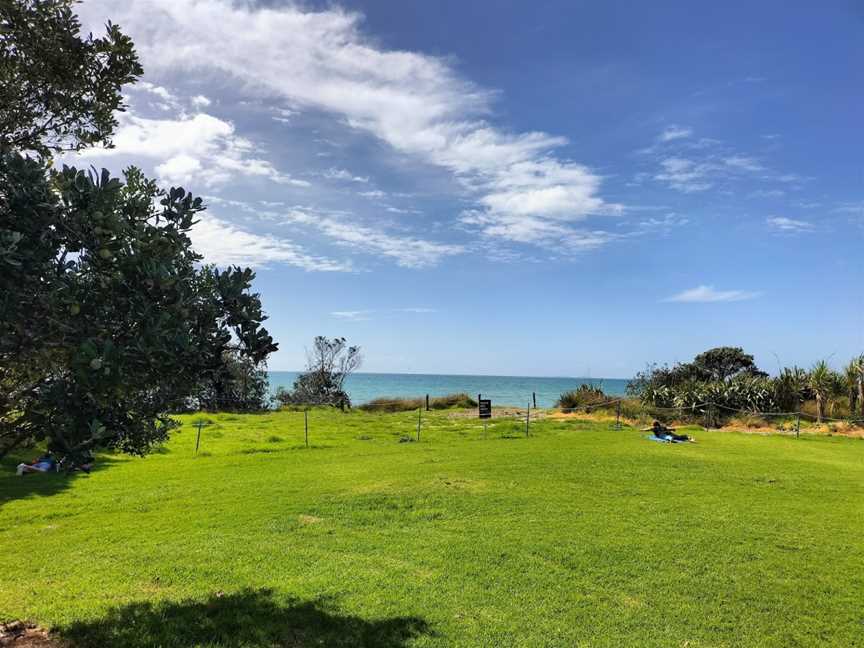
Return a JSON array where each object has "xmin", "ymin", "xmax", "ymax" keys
[{"xmin": 645, "ymin": 434, "xmax": 687, "ymax": 444}]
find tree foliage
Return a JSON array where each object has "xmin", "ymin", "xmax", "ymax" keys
[
  {"xmin": 196, "ymin": 349, "xmax": 271, "ymax": 412},
  {"xmin": 274, "ymin": 337, "xmax": 361, "ymax": 408},
  {"xmin": 629, "ymin": 347, "xmax": 859, "ymax": 426},
  {"xmin": 0, "ymin": 157, "xmax": 278, "ymax": 462},
  {"xmin": 692, "ymin": 347, "xmax": 763, "ymax": 382},
  {"xmin": 0, "ymin": 0, "xmax": 142, "ymax": 155},
  {"xmin": 0, "ymin": 1, "xmax": 278, "ymax": 465}
]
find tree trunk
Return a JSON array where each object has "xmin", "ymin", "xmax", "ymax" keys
[
  {"xmin": 815, "ymin": 392, "xmax": 824, "ymax": 423},
  {"xmin": 858, "ymin": 377, "xmax": 864, "ymax": 418}
]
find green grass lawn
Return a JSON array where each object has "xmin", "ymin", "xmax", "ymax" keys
[{"xmin": 1, "ymin": 409, "xmax": 862, "ymax": 647}]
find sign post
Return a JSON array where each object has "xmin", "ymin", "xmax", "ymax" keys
[{"xmin": 478, "ymin": 398, "xmax": 492, "ymax": 419}]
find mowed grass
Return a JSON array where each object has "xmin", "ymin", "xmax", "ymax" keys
[{"xmin": 1, "ymin": 409, "xmax": 863, "ymax": 647}]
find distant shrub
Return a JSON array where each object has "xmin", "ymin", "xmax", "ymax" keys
[
  {"xmin": 429, "ymin": 393, "xmax": 478, "ymax": 409},
  {"xmin": 360, "ymin": 393, "xmax": 478, "ymax": 412},
  {"xmin": 556, "ymin": 384, "xmax": 608, "ymax": 410},
  {"xmin": 273, "ymin": 336, "xmax": 361, "ymax": 409}
]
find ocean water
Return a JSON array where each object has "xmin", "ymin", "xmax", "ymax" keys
[{"xmin": 269, "ymin": 372, "xmax": 630, "ymax": 408}]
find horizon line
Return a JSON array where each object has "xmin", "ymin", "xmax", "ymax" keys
[{"xmin": 267, "ymin": 370, "xmax": 635, "ymax": 381}]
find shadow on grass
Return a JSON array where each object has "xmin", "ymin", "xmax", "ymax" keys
[
  {"xmin": 0, "ymin": 455, "xmax": 117, "ymax": 510},
  {"xmin": 57, "ymin": 588, "xmax": 431, "ymax": 648}
]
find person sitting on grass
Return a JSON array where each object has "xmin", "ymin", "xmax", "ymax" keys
[
  {"xmin": 16, "ymin": 453, "xmax": 57, "ymax": 476},
  {"xmin": 651, "ymin": 420, "xmax": 695, "ymax": 443}
]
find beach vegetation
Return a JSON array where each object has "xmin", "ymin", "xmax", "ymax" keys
[
  {"xmin": 273, "ymin": 337, "xmax": 361, "ymax": 409},
  {"xmin": 359, "ymin": 392, "xmax": 477, "ymax": 412}
]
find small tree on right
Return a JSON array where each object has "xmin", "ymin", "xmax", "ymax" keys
[
  {"xmin": 808, "ymin": 360, "xmax": 841, "ymax": 423},
  {"xmin": 843, "ymin": 355, "xmax": 864, "ymax": 418}
]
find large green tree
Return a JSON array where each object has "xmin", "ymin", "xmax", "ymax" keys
[
  {"xmin": 0, "ymin": 0, "xmax": 277, "ymax": 465},
  {"xmin": 1, "ymin": 0, "xmax": 142, "ymax": 155},
  {"xmin": 692, "ymin": 347, "xmax": 762, "ymax": 382},
  {"xmin": 0, "ymin": 158, "xmax": 278, "ymax": 462}
]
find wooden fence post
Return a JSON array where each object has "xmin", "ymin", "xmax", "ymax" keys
[
  {"xmin": 616, "ymin": 401, "xmax": 621, "ymax": 429},
  {"xmin": 532, "ymin": 392, "xmax": 537, "ymax": 409},
  {"xmin": 426, "ymin": 394, "xmax": 430, "ymax": 411},
  {"xmin": 195, "ymin": 421, "xmax": 203, "ymax": 455}
]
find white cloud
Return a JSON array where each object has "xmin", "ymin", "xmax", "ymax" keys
[
  {"xmin": 331, "ymin": 307, "xmax": 437, "ymax": 320},
  {"xmin": 283, "ymin": 210, "xmax": 464, "ymax": 268},
  {"xmin": 324, "ymin": 167, "xmax": 369, "ymax": 183},
  {"xmin": 460, "ymin": 209, "xmax": 613, "ymax": 252},
  {"xmin": 191, "ymin": 214, "xmax": 352, "ymax": 271},
  {"xmin": 359, "ymin": 190, "xmax": 386, "ymax": 198},
  {"xmin": 835, "ymin": 202, "xmax": 864, "ymax": 216},
  {"xmin": 137, "ymin": 81, "xmax": 177, "ymax": 109},
  {"xmin": 636, "ymin": 213, "xmax": 689, "ymax": 231},
  {"xmin": 80, "ymin": 112, "xmax": 309, "ymax": 188},
  {"xmin": 663, "ymin": 285, "xmax": 760, "ymax": 303},
  {"xmin": 659, "ymin": 125, "xmax": 693, "ymax": 142},
  {"xmin": 76, "ymin": 0, "xmax": 618, "ymax": 248},
  {"xmin": 766, "ymin": 216, "xmax": 814, "ymax": 233},
  {"xmin": 749, "ymin": 189, "xmax": 785, "ymax": 198},
  {"xmin": 331, "ymin": 310, "xmax": 373, "ymax": 321},
  {"xmin": 724, "ymin": 156, "xmax": 764, "ymax": 172},
  {"xmin": 654, "ymin": 157, "xmax": 714, "ymax": 192},
  {"xmin": 643, "ymin": 128, "xmax": 800, "ymax": 195},
  {"xmin": 191, "ymin": 94, "xmax": 212, "ymax": 107},
  {"xmin": 271, "ymin": 107, "xmax": 296, "ymax": 124}
]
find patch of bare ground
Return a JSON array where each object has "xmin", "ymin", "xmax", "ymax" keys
[{"xmin": 0, "ymin": 622, "xmax": 61, "ymax": 648}]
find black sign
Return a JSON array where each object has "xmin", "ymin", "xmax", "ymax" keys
[{"xmin": 478, "ymin": 399, "xmax": 492, "ymax": 419}]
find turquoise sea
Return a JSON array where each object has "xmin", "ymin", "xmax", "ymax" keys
[{"xmin": 269, "ymin": 372, "xmax": 630, "ymax": 408}]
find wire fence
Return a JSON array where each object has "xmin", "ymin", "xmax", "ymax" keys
[{"xmin": 183, "ymin": 393, "xmax": 863, "ymax": 455}]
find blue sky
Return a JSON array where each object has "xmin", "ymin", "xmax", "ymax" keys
[{"xmin": 72, "ymin": 0, "xmax": 862, "ymax": 376}]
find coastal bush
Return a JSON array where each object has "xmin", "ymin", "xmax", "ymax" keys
[
  {"xmin": 273, "ymin": 337, "xmax": 361, "ymax": 409},
  {"xmin": 555, "ymin": 384, "xmax": 608, "ymax": 410},
  {"xmin": 630, "ymin": 347, "xmax": 864, "ymax": 427},
  {"xmin": 359, "ymin": 393, "xmax": 477, "ymax": 412}
]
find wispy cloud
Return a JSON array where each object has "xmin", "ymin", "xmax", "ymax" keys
[
  {"xmin": 76, "ymin": 111, "xmax": 310, "ymax": 188},
  {"xmin": 835, "ymin": 202, "xmax": 864, "ymax": 216},
  {"xmin": 642, "ymin": 127, "xmax": 802, "ymax": 195},
  {"xmin": 283, "ymin": 210, "xmax": 464, "ymax": 268},
  {"xmin": 659, "ymin": 125, "xmax": 693, "ymax": 142},
  {"xmin": 77, "ymin": 0, "xmax": 619, "ymax": 249},
  {"xmin": 723, "ymin": 156, "xmax": 764, "ymax": 172},
  {"xmin": 324, "ymin": 167, "xmax": 369, "ymax": 183},
  {"xmin": 663, "ymin": 285, "xmax": 761, "ymax": 303},
  {"xmin": 331, "ymin": 307, "xmax": 438, "ymax": 321},
  {"xmin": 654, "ymin": 157, "xmax": 715, "ymax": 193},
  {"xmin": 749, "ymin": 189, "xmax": 785, "ymax": 198},
  {"xmin": 331, "ymin": 310, "xmax": 373, "ymax": 321},
  {"xmin": 766, "ymin": 216, "xmax": 814, "ymax": 233},
  {"xmin": 191, "ymin": 215, "xmax": 352, "ymax": 271}
]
